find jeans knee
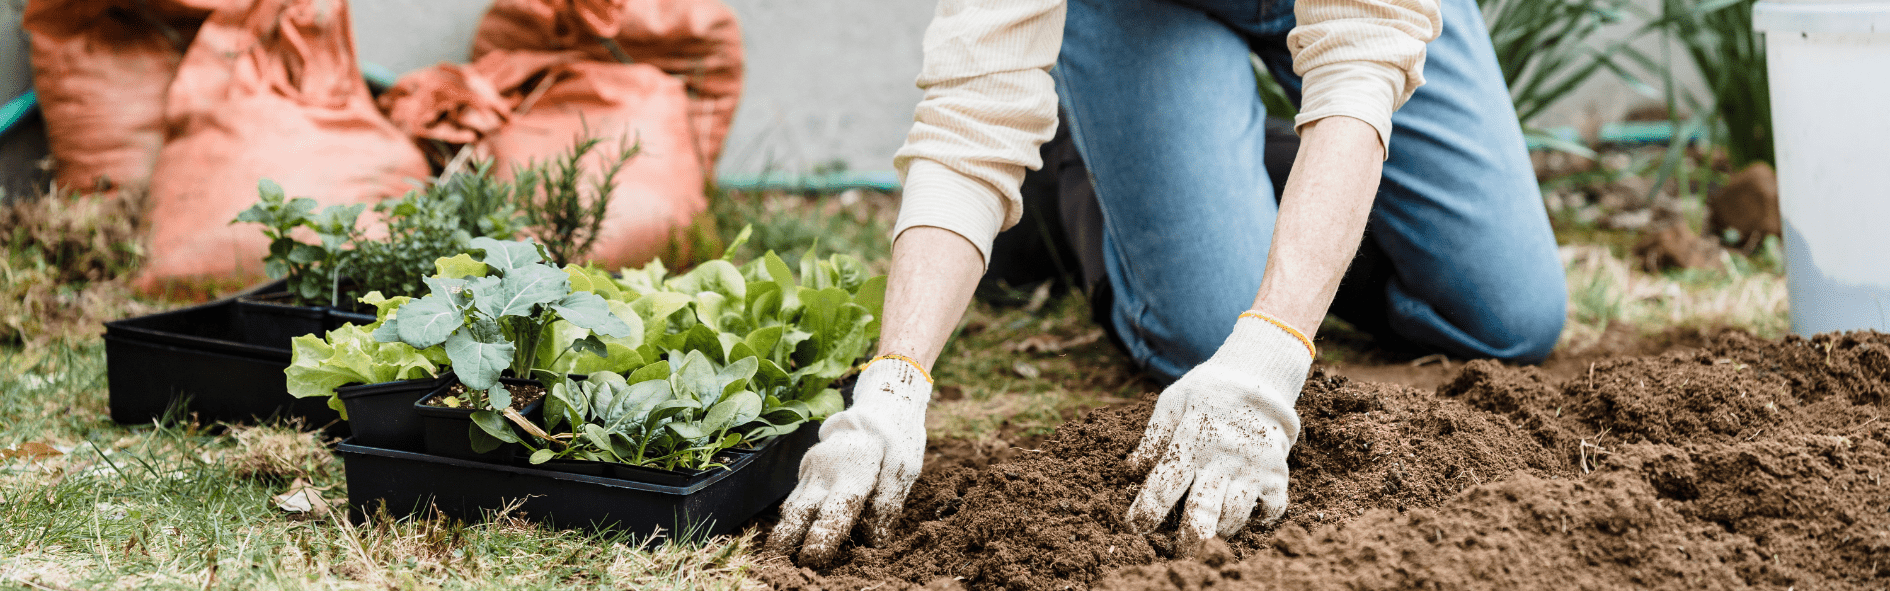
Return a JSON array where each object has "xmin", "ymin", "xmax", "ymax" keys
[{"xmin": 1491, "ymin": 290, "xmax": 1566, "ymax": 364}]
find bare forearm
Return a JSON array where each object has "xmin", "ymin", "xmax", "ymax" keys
[
  {"xmin": 876, "ymin": 227, "xmax": 985, "ymax": 372},
  {"xmin": 1252, "ymin": 116, "xmax": 1384, "ymax": 337}
]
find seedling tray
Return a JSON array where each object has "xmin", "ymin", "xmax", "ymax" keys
[
  {"xmin": 103, "ymin": 292, "xmax": 370, "ymax": 433},
  {"xmin": 337, "ymin": 423, "xmax": 818, "ymax": 537}
]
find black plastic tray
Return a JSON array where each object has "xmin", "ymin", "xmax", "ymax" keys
[
  {"xmin": 337, "ymin": 422, "xmax": 819, "ymax": 537},
  {"xmin": 103, "ymin": 291, "xmax": 373, "ymax": 433}
]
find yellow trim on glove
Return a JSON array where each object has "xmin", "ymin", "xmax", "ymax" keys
[
  {"xmin": 1239, "ymin": 311, "xmax": 1317, "ymax": 359},
  {"xmin": 865, "ymin": 353, "xmax": 934, "ymax": 384}
]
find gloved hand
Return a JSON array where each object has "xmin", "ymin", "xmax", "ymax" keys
[
  {"xmin": 1125, "ymin": 311, "xmax": 1314, "ymax": 552},
  {"xmin": 766, "ymin": 354, "xmax": 931, "ymax": 565}
]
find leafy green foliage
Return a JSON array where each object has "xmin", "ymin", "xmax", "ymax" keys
[
  {"xmin": 232, "ymin": 180, "xmax": 362, "ymax": 305},
  {"xmin": 284, "ymin": 292, "xmax": 449, "ymax": 417},
  {"xmin": 530, "ymin": 351, "xmax": 769, "ymax": 471},
  {"xmin": 1479, "ymin": 0, "xmax": 1658, "ymax": 158},
  {"xmin": 338, "ymin": 186, "xmax": 526, "ymax": 308},
  {"xmin": 232, "ymin": 170, "xmax": 530, "ymax": 307},
  {"xmin": 504, "ymin": 228, "xmax": 879, "ymax": 471},
  {"xmin": 378, "ymin": 238, "xmax": 634, "ymax": 409}
]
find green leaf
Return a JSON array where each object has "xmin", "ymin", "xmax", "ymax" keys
[
  {"xmin": 671, "ymin": 350, "xmax": 718, "ymax": 402},
  {"xmin": 693, "ymin": 292, "xmax": 728, "ymax": 331},
  {"xmin": 257, "ymin": 178, "xmax": 287, "ymax": 202},
  {"xmin": 287, "ymin": 243, "xmax": 326, "ymax": 265},
  {"xmin": 569, "ymin": 343, "xmax": 641, "ymax": 375},
  {"xmin": 682, "ymin": 324, "xmax": 724, "ymax": 365},
  {"xmin": 805, "ymin": 388, "xmax": 845, "ymax": 419},
  {"xmin": 607, "ymin": 379, "xmax": 672, "ymax": 427},
  {"xmin": 476, "ymin": 264, "xmax": 569, "ymax": 318},
  {"xmin": 627, "ymin": 360, "xmax": 670, "ymax": 384},
  {"xmin": 744, "ymin": 326, "xmax": 784, "ymax": 362},
  {"xmin": 830, "ymin": 254, "xmax": 870, "ymax": 292},
  {"xmin": 392, "ymin": 295, "xmax": 462, "ymax": 348},
  {"xmin": 471, "ymin": 237, "xmax": 543, "ymax": 270},
  {"xmin": 285, "ymin": 335, "xmax": 362, "ymax": 400},
  {"xmin": 529, "ymin": 448, "xmax": 554, "ymax": 464},
  {"xmin": 763, "ymin": 251, "xmax": 795, "ymax": 293},
  {"xmin": 435, "ymin": 253, "xmax": 489, "ymax": 279},
  {"xmin": 747, "ymin": 283, "xmax": 783, "ymax": 326},
  {"xmin": 722, "ymin": 225, "xmax": 752, "ymax": 259},
  {"xmin": 445, "ymin": 331, "xmax": 513, "ymax": 392},
  {"xmin": 666, "ymin": 421, "xmax": 709, "ymax": 441},
  {"xmin": 854, "ymin": 275, "xmax": 886, "ymax": 330},
  {"xmin": 470, "ymin": 412, "xmax": 516, "ymax": 443},
  {"xmin": 666, "ymin": 259, "xmax": 747, "ymax": 302},
  {"xmin": 708, "ymin": 390, "xmax": 763, "ymax": 430},
  {"xmin": 359, "ymin": 291, "xmax": 410, "ymax": 323},
  {"xmin": 569, "ymin": 334, "xmax": 608, "ymax": 359},
  {"xmin": 551, "ymin": 291, "xmax": 633, "ymax": 337},
  {"xmin": 487, "ymin": 384, "xmax": 512, "ymax": 411}
]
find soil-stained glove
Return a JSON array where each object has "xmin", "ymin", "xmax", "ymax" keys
[
  {"xmin": 1125, "ymin": 311, "xmax": 1315, "ymax": 551},
  {"xmin": 766, "ymin": 355, "xmax": 932, "ymax": 566}
]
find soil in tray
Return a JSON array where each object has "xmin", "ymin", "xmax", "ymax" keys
[
  {"xmin": 423, "ymin": 381, "xmax": 547, "ymax": 412},
  {"xmin": 757, "ymin": 330, "xmax": 1890, "ymax": 590}
]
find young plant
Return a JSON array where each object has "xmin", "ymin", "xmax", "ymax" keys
[
  {"xmin": 232, "ymin": 179, "xmax": 363, "ymax": 305},
  {"xmin": 284, "ymin": 292, "xmax": 448, "ymax": 417},
  {"xmin": 374, "ymin": 237, "xmax": 634, "ymax": 412},
  {"xmin": 234, "ymin": 169, "xmax": 532, "ymax": 307},
  {"xmin": 526, "ymin": 351, "xmax": 771, "ymax": 471},
  {"xmin": 517, "ymin": 132, "xmax": 639, "ymax": 266},
  {"xmin": 342, "ymin": 186, "xmax": 526, "ymax": 304}
]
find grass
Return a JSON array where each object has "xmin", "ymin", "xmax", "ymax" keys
[
  {"xmin": 0, "ymin": 172, "xmax": 1791, "ymax": 588},
  {"xmin": 1558, "ymin": 238, "xmax": 1787, "ymax": 353},
  {"xmin": 0, "ymin": 344, "xmax": 767, "ymax": 591}
]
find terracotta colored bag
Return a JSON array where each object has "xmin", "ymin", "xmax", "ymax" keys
[
  {"xmin": 137, "ymin": 0, "xmax": 429, "ymax": 292},
  {"xmin": 471, "ymin": 0, "xmax": 743, "ymax": 169},
  {"xmin": 376, "ymin": 62, "xmax": 510, "ymax": 148},
  {"xmin": 470, "ymin": 50, "xmax": 707, "ymax": 269},
  {"xmin": 22, "ymin": 0, "xmax": 228, "ymax": 194}
]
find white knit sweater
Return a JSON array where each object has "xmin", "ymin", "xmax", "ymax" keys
[{"xmin": 889, "ymin": 0, "xmax": 1443, "ymax": 265}]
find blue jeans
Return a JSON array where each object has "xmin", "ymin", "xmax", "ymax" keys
[{"xmin": 1054, "ymin": 0, "xmax": 1567, "ymax": 382}]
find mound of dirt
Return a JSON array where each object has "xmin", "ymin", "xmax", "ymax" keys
[{"xmin": 761, "ymin": 331, "xmax": 1890, "ymax": 590}]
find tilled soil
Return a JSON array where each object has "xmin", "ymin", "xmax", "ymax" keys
[{"xmin": 758, "ymin": 331, "xmax": 1890, "ymax": 590}]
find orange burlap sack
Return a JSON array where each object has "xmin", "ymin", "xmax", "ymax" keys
[
  {"xmin": 137, "ymin": 0, "xmax": 429, "ymax": 293},
  {"xmin": 22, "ymin": 0, "xmax": 230, "ymax": 194},
  {"xmin": 471, "ymin": 0, "xmax": 743, "ymax": 169},
  {"xmin": 471, "ymin": 50, "xmax": 706, "ymax": 269},
  {"xmin": 376, "ymin": 62, "xmax": 510, "ymax": 147}
]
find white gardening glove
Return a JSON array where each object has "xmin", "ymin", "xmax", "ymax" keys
[
  {"xmin": 766, "ymin": 355, "xmax": 931, "ymax": 566},
  {"xmin": 1125, "ymin": 311, "xmax": 1314, "ymax": 552}
]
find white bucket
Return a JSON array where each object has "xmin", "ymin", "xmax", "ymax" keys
[{"xmin": 1753, "ymin": 0, "xmax": 1890, "ymax": 335}]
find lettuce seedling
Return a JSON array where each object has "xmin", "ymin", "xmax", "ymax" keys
[
  {"xmin": 524, "ymin": 350, "xmax": 766, "ymax": 471},
  {"xmin": 284, "ymin": 292, "xmax": 447, "ymax": 418},
  {"xmin": 374, "ymin": 237, "xmax": 635, "ymax": 414}
]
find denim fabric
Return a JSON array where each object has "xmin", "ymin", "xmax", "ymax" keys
[{"xmin": 1053, "ymin": 0, "xmax": 1566, "ymax": 382}]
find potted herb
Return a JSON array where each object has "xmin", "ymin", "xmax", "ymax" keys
[{"xmin": 374, "ymin": 237, "xmax": 633, "ymax": 461}]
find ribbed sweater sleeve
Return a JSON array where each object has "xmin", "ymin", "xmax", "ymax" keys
[
  {"xmin": 891, "ymin": 0, "xmax": 1064, "ymax": 266},
  {"xmin": 1288, "ymin": 0, "xmax": 1443, "ymax": 155},
  {"xmin": 889, "ymin": 0, "xmax": 1442, "ymax": 264}
]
